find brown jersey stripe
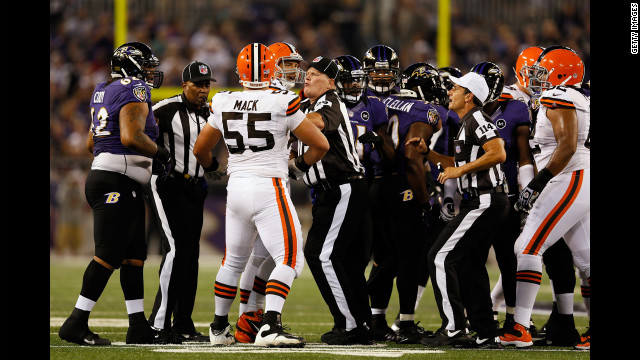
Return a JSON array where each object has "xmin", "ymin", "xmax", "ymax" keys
[{"xmin": 524, "ymin": 170, "xmax": 583, "ymax": 255}]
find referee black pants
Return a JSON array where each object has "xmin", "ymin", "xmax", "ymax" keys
[
  {"xmin": 146, "ymin": 174, "xmax": 207, "ymax": 334},
  {"xmin": 428, "ymin": 192, "xmax": 508, "ymax": 338},
  {"xmin": 304, "ymin": 178, "xmax": 372, "ymax": 331}
]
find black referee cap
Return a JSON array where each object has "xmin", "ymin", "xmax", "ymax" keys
[
  {"xmin": 182, "ymin": 61, "xmax": 217, "ymax": 83},
  {"xmin": 301, "ymin": 56, "xmax": 339, "ymax": 79}
]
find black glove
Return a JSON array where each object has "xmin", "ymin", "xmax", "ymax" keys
[
  {"xmin": 420, "ymin": 202, "xmax": 433, "ymax": 235},
  {"xmin": 514, "ymin": 168, "xmax": 554, "ymax": 213},
  {"xmin": 439, "ymin": 197, "xmax": 456, "ymax": 222},
  {"xmin": 358, "ymin": 131, "xmax": 383, "ymax": 148},
  {"xmin": 288, "ymin": 154, "xmax": 311, "ymax": 180},
  {"xmin": 153, "ymin": 146, "xmax": 172, "ymax": 180}
]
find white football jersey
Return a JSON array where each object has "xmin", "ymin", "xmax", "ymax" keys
[
  {"xmin": 531, "ymin": 85, "xmax": 590, "ymax": 175},
  {"xmin": 208, "ymin": 89, "xmax": 304, "ymax": 178}
]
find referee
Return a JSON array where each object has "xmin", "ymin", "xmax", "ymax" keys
[
  {"xmin": 146, "ymin": 61, "xmax": 221, "ymax": 342},
  {"xmin": 294, "ymin": 56, "xmax": 372, "ymax": 345},
  {"xmin": 407, "ymin": 72, "xmax": 508, "ymax": 348}
]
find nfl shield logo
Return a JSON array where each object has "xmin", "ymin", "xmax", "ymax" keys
[
  {"xmin": 199, "ymin": 65, "xmax": 208, "ymax": 75},
  {"xmin": 455, "ymin": 145, "xmax": 461, "ymax": 154}
]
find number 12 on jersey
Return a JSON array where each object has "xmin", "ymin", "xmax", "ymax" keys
[{"xmin": 221, "ymin": 112, "xmax": 275, "ymax": 154}]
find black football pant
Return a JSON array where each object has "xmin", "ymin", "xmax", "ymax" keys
[
  {"xmin": 367, "ymin": 174, "xmax": 426, "ymax": 316},
  {"xmin": 85, "ymin": 169, "xmax": 148, "ymax": 268},
  {"xmin": 490, "ymin": 195, "xmax": 521, "ymax": 309},
  {"xmin": 304, "ymin": 178, "xmax": 372, "ymax": 330},
  {"xmin": 428, "ymin": 192, "xmax": 508, "ymax": 338},
  {"xmin": 146, "ymin": 174, "xmax": 207, "ymax": 334}
]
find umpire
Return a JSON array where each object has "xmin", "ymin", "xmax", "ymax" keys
[
  {"xmin": 146, "ymin": 61, "xmax": 221, "ymax": 342},
  {"xmin": 407, "ymin": 72, "xmax": 508, "ymax": 348},
  {"xmin": 293, "ymin": 56, "xmax": 372, "ymax": 345}
]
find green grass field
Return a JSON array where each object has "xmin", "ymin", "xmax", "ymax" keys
[{"xmin": 50, "ymin": 254, "xmax": 589, "ymax": 359}]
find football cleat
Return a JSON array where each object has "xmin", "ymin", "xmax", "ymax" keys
[
  {"xmin": 574, "ymin": 334, "xmax": 590, "ymax": 350},
  {"xmin": 394, "ymin": 321, "xmax": 432, "ymax": 344},
  {"xmin": 235, "ymin": 309, "xmax": 264, "ymax": 343},
  {"xmin": 254, "ymin": 322, "xmax": 305, "ymax": 348},
  {"xmin": 499, "ymin": 323, "xmax": 532, "ymax": 348},
  {"xmin": 175, "ymin": 330, "xmax": 207, "ymax": 343},
  {"xmin": 59, "ymin": 316, "xmax": 111, "ymax": 346},
  {"xmin": 421, "ymin": 328, "xmax": 473, "ymax": 347},
  {"xmin": 209, "ymin": 323, "xmax": 235, "ymax": 345},
  {"xmin": 320, "ymin": 325, "xmax": 373, "ymax": 345}
]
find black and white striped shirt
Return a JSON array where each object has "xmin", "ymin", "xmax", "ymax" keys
[
  {"xmin": 153, "ymin": 93, "xmax": 209, "ymax": 179},
  {"xmin": 453, "ymin": 107, "xmax": 506, "ymax": 192},
  {"xmin": 298, "ymin": 90, "xmax": 364, "ymax": 186}
]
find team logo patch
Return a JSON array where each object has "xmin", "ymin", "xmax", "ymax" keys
[
  {"xmin": 426, "ymin": 108, "xmax": 440, "ymax": 126},
  {"xmin": 133, "ymin": 86, "xmax": 147, "ymax": 102},
  {"xmin": 361, "ymin": 111, "xmax": 370, "ymax": 121},
  {"xmin": 496, "ymin": 118, "xmax": 506, "ymax": 129},
  {"xmin": 530, "ymin": 97, "xmax": 540, "ymax": 110},
  {"xmin": 199, "ymin": 65, "xmax": 209, "ymax": 75},
  {"xmin": 105, "ymin": 192, "xmax": 121, "ymax": 204}
]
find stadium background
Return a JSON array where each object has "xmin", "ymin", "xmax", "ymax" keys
[{"xmin": 49, "ymin": 0, "xmax": 590, "ymax": 257}]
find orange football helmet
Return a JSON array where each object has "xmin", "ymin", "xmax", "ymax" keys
[
  {"xmin": 530, "ymin": 45, "xmax": 584, "ymax": 93},
  {"xmin": 268, "ymin": 42, "xmax": 304, "ymax": 90},
  {"xmin": 236, "ymin": 43, "xmax": 276, "ymax": 88},
  {"xmin": 515, "ymin": 46, "xmax": 544, "ymax": 90}
]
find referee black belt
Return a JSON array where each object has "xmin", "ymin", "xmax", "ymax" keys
[
  {"xmin": 169, "ymin": 170, "xmax": 204, "ymax": 185},
  {"xmin": 461, "ymin": 185, "xmax": 505, "ymax": 200},
  {"xmin": 310, "ymin": 174, "xmax": 364, "ymax": 192}
]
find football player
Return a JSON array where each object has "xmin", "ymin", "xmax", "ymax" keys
[
  {"xmin": 58, "ymin": 42, "xmax": 171, "ymax": 346},
  {"xmin": 499, "ymin": 46, "xmax": 590, "ymax": 351},
  {"xmin": 232, "ymin": 42, "xmax": 305, "ymax": 344},
  {"xmin": 194, "ymin": 43, "xmax": 329, "ymax": 348},
  {"xmin": 363, "ymin": 55, "xmax": 445, "ymax": 344}
]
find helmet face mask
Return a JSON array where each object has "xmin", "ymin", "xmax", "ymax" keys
[
  {"xmin": 268, "ymin": 42, "xmax": 304, "ymax": 90},
  {"xmin": 515, "ymin": 46, "xmax": 544, "ymax": 93},
  {"xmin": 333, "ymin": 55, "xmax": 367, "ymax": 103},
  {"xmin": 111, "ymin": 42, "xmax": 163, "ymax": 88},
  {"xmin": 363, "ymin": 45, "xmax": 400, "ymax": 94}
]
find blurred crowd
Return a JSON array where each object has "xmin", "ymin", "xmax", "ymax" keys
[{"xmin": 50, "ymin": 0, "xmax": 590, "ymax": 254}]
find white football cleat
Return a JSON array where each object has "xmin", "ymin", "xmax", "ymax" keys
[
  {"xmin": 209, "ymin": 323, "xmax": 235, "ymax": 345},
  {"xmin": 254, "ymin": 323, "xmax": 305, "ymax": 348}
]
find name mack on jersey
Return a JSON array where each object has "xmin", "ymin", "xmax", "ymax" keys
[{"xmin": 234, "ymin": 99, "xmax": 259, "ymax": 111}]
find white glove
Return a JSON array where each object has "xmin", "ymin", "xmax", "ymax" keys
[
  {"xmin": 440, "ymin": 197, "xmax": 456, "ymax": 222},
  {"xmin": 288, "ymin": 157, "xmax": 306, "ymax": 180}
]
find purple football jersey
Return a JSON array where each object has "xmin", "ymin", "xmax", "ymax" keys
[
  {"xmin": 488, "ymin": 99, "xmax": 531, "ymax": 192},
  {"xmin": 347, "ymin": 95, "xmax": 388, "ymax": 178},
  {"xmin": 89, "ymin": 77, "xmax": 158, "ymax": 157},
  {"xmin": 374, "ymin": 94, "xmax": 442, "ymax": 176}
]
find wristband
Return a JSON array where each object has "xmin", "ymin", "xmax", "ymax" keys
[
  {"xmin": 529, "ymin": 167, "xmax": 554, "ymax": 192},
  {"xmin": 294, "ymin": 154, "xmax": 311, "ymax": 173},
  {"xmin": 518, "ymin": 164, "xmax": 535, "ymax": 189},
  {"xmin": 203, "ymin": 157, "xmax": 219, "ymax": 172}
]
